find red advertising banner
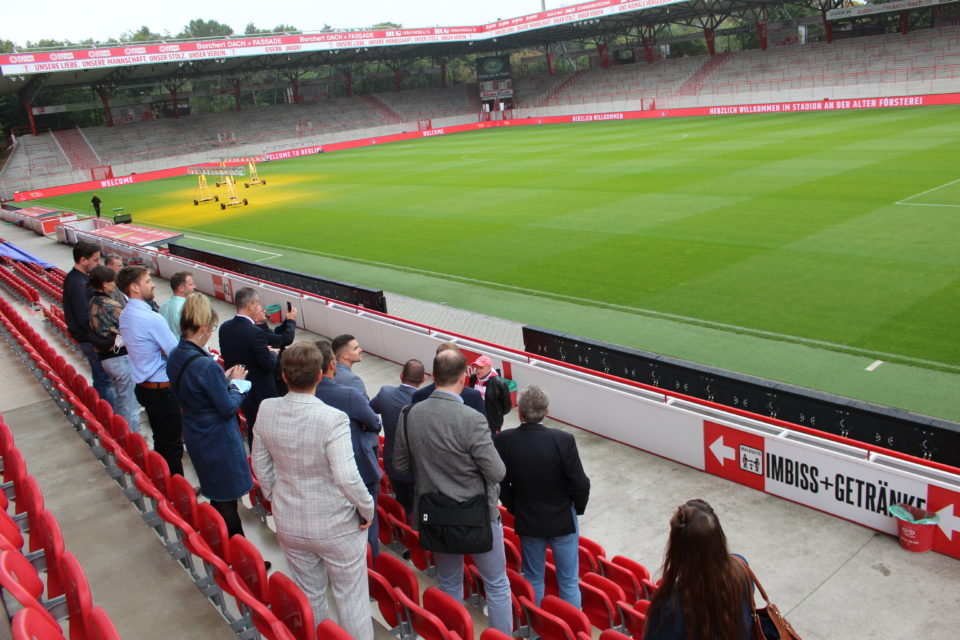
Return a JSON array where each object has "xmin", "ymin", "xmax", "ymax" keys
[
  {"xmin": 15, "ymin": 92, "xmax": 960, "ymax": 202},
  {"xmin": 91, "ymin": 224, "xmax": 183, "ymax": 247},
  {"xmin": 9, "ymin": 206, "xmax": 60, "ymax": 218},
  {"xmin": 15, "ymin": 166, "xmax": 190, "ymax": 201}
]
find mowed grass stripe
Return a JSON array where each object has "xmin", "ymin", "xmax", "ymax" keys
[{"xmin": 37, "ymin": 105, "xmax": 960, "ymax": 376}]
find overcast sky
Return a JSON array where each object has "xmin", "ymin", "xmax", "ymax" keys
[{"xmin": 5, "ymin": 1, "xmax": 570, "ymax": 45}]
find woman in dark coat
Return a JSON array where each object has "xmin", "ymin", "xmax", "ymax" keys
[{"xmin": 166, "ymin": 292, "xmax": 251, "ymax": 537}]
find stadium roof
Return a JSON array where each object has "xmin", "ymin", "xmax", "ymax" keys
[{"xmin": 0, "ymin": 0, "xmax": 840, "ymax": 97}]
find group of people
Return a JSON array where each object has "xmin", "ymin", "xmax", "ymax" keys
[{"xmin": 64, "ymin": 242, "xmax": 756, "ymax": 640}]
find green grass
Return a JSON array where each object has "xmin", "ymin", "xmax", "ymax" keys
[{"xmin": 36, "ymin": 105, "xmax": 960, "ymax": 419}]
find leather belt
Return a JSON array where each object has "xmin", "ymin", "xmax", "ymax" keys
[{"xmin": 137, "ymin": 381, "xmax": 171, "ymax": 389}]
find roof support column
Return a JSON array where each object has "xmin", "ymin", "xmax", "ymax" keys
[
  {"xmin": 165, "ymin": 83, "xmax": 180, "ymax": 118},
  {"xmin": 821, "ymin": 10, "xmax": 834, "ymax": 43},
  {"xmin": 20, "ymin": 89, "xmax": 37, "ymax": 136},
  {"xmin": 93, "ymin": 85, "xmax": 113, "ymax": 127},
  {"xmin": 704, "ymin": 27, "xmax": 716, "ymax": 56}
]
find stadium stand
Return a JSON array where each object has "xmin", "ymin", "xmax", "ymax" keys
[{"xmin": 3, "ymin": 26, "xmax": 959, "ymax": 199}]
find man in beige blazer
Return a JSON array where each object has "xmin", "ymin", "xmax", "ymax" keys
[{"xmin": 252, "ymin": 342, "xmax": 374, "ymax": 640}]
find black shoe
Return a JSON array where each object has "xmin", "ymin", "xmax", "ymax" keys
[
  {"xmin": 264, "ymin": 560, "xmax": 272, "ymax": 571},
  {"xmin": 401, "ymin": 549, "xmax": 411, "ymax": 560}
]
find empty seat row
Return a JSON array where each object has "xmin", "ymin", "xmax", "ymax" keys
[{"xmin": 0, "ymin": 413, "xmax": 121, "ymax": 640}]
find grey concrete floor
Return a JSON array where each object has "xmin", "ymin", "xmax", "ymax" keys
[{"xmin": 1, "ymin": 220, "xmax": 958, "ymax": 639}]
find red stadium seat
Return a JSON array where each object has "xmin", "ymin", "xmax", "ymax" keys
[
  {"xmin": 391, "ymin": 516, "xmax": 434, "ymax": 574},
  {"xmin": 395, "ymin": 587, "xmax": 462, "ymax": 640},
  {"xmin": 144, "ymin": 451, "xmax": 172, "ymax": 499},
  {"xmin": 315, "ymin": 619, "xmax": 352, "ymax": 640},
  {"xmin": 11, "ymin": 606, "xmax": 65, "ymax": 640},
  {"xmin": 86, "ymin": 606, "xmax": 120, "ymax": 640},
  {"xmin": 423, "ymin": 586, "xmax": 474, "ymax": 640},
  {"xmin": 229, "ymin": 533, "xmax": 269, "ymax": 604},
  {"xmin": 61, "ymin": 551, "xmax": 94, "ymax": 640},
  {"xmin": 226, "ymin": 571, "xmax": 285, "ymax": 639},
  {"xmin": 519, "ymin": 595, "xmax": 590, "ymax": 640},
  {"xmin": 579, "ymin": 574, "xmax": 623, "ymax": 630},
  {"xmin": 368, "ymin": 567, "xmax": 406, "ymax": 635},
  {"xmin": 616, "ymin": 600, "xmax": 647, "ymax": 640},
  {"xmin": 507, "ymin": 568, "xmax": 534, "ymax": 634},
  {"xmin": 375, "ymin": 552, "xmax": 419, "ymax": 608},
  {"xmin": 168, "ymin": 474, "xmax": 199, "ymax": 529},
  {"xmin": 541, "ymin": 594, "xmax": 591, "ymax": 638},
  {"xmin": 597, "ymin": 557, "xmax": 642, "ymax": 603},
  {"xmin": 21, "ymin": 475, "xmax": 45, "ymax": 552},
  {"xmin": 269, "ymin": 571, "xmax": 316, "ymax": 640},
  {"xmin": 578, "ymin": 536, "xmax": 606, "ymax": 560},
  {"xmin": 196, "ymin": 502, "xmax": 230, "ymax": 563},
  {"xmin": 610, "ymin": 556, "xmax": 651, "ymax": 592},
  {"xmin": 35, "ymin": 509, "xmax": 66, "ymax": 599},
  {"xmin": 0, "ymin": 550, "xmax": 64, "ymax": 625}
]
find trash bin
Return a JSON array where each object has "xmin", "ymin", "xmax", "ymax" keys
[
  {"xmin": 265, "ymin": 304, "xmax": 282, "ymax": 324},
  {"xmin": 889, "ymin": 504, "xmax": 939, "ymax": 553}
]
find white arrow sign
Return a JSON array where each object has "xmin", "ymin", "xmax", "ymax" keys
[
  {"xmin": 710, "ymin": 436, "xmax": 736, "ymax": 466},
  {"xmin": 936, "ymin": 504, "xmax": 960, "ymax": 540}
]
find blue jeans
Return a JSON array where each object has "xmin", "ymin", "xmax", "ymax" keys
[
  {"xmin": 434, "ymin": 519, "xmax": 512, "ymax": 634},
  {"xmin": 79, "ymin": 342, "xmax": 117, "ymax": 409},
  {"xmin": 520, "ymin": 511, "xmax": 581, "ymax": 608},
  {"xmin": 100, "ymin": 355, "xmax": 140, "ymax": 433}
]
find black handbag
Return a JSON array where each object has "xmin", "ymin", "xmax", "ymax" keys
[{"xmin": 401, "ymin": 406, "xmax": 493, "ymax": 554}]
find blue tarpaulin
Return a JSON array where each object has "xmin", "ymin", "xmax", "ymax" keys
[{"xmin": 0, "ymin": 242, "xmax": 57, "ymax": 270}]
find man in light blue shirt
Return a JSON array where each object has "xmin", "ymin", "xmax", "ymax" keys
[
  {"xmin": 118, "ymin": 265, "xmax": 184, "ymax": 476},
  {"xmin": 159, "ymin": 271, "xmax": 195, "ymax": 337}
]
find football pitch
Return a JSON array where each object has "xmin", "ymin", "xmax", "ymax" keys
[{"xmin": 37, "ymin": 104, "xmax": 960, "ymax": 420}]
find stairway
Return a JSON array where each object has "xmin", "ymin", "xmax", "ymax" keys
[
  {"xmin": 359, "ymin": 94, "xmax": 403, "ymax": 125},
  {"xmin": 53, "ymin": 128, "xmax": 101, "ymax": 171},
  {"xmin": 676, "ymin": 51, "xmax": 733, "ymax": 96}
]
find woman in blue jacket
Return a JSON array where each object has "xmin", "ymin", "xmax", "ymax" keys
[
  {"xmin": 167, "ymin": 293, "xmax": 252, "ymax": 538},
  {"xmin": 644, "ymin": 499, "xmax": 754, "ymax": 640}
]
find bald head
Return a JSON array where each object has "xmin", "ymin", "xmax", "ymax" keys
[{"xmin": 433, "ymin": 350, "xmax": 466, "ymax": 388}]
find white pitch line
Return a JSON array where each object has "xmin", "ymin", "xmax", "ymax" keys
[
  {"xmin": 896, "ymin": 177, "xmax": 960, "ymax": 205},
  {"xmin": 183, "ymin": 235, "xmax": 281, "ymax": 259},
  {"xmin": 894, "ymin": 202, "xmax": 960, "ymax": 208},
  {"xmin": 865, "ymin": 360, "xmax": 884, "ymax": 372}
]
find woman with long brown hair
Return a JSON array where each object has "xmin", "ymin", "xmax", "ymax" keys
[{"xmin": 644, "ymin": 499, "xmax": 754, "ymax": 640}]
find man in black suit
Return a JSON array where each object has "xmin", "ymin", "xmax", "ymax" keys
[
  {"xmin": 369, "ymin": 359, "xmax": 425, "ymax": 518},
  {"xmin": 494, "ymin": 385, "xmax": 590, "ymax": 608},
  {"xmin": 219, "ymin": 287, "xmax": 279, "ymax": 445},
  {"xmin": 410, "ymin": 342, "xmax": 486, "ymax": 419}
]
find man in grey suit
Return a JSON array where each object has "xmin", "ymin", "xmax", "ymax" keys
[
  {"xmin": 394, "ymin": 350, "xmax": 512, "ymax": 634},
  {"xmin": 370, "ymin": 359, "xmax": 425, "ymax": 518},
  {"xmin": 252, "ymin": 343, "xmax": 374, "ymax": 640}
]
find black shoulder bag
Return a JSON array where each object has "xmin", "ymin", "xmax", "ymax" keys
[{"xmin": 401, "ymin": 404, "xmax": 493, "ymax": 554}]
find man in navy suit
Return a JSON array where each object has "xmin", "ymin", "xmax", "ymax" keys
[
  {"xmin": 410, "ymin": 342, "xmax": 486, "ymax": 419},
  {"xmin": 219, "ymin": 288, "xmax": 279, "ymax": 445},
  {"xmin": 315, "ymin": 341, "xmax": 383, "ymax": 556},
  {"xmin": 369, "ymin": 359, "xmax": 425, "ymax": 518}
]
